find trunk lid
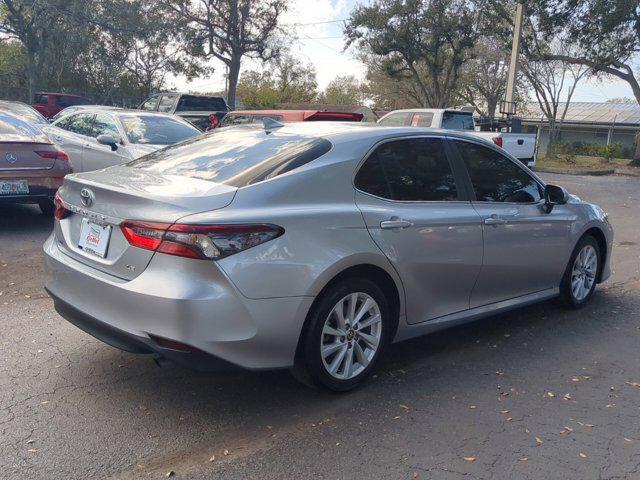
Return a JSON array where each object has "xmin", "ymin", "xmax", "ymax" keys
[
  {"xmin": 55, "ymin": 166, "xmax": 237, "ymax": 279},
  {"xmin": 500, "ymin": 133, "xmax": 537, "ymax": 160},
  {"xmin": 0, "ymin": 142, "xmax": 57, "ymax": 170}
]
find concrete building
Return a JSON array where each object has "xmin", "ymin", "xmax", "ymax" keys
[{"xmin": 521, "ymin": 102, "xmax": 640, "ymax": 157}]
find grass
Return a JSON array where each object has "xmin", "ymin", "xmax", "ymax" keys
[{"xmin": 536, "ymin": 155, "xmax": 639, "ymax": 175}]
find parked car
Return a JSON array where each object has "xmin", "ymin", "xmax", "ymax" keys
[
  {"xmin": 0, "ymin": 112, "xmax": 72, "ymax": 214},
  {"xmin": 42, "ymin": 109, "xmax": 201, "ymax": 172},
  {"xmin": 32, "ymin": 92, "xmax": 91, "ymax": 119},
  {"xmin": 44, "ymin": 122, "xmax": 612, "ymax": 391},
  {"xmin": 378, "ymin": 108, "xmax": 538, "ymax": 167},
  {"xmin": 219, "ymin": 109, "xmax": 364, "ymax": 128},
  {"xmin": 51, "ymin": 105, "xmax": 122, "ymax": 123},
  {"xmin": 0, "ymin": 100, "xmax": 49, "ymax": 126},
  {"xmin": 139, "ymin": 92, "xmax": 229, "ymax": 131}
]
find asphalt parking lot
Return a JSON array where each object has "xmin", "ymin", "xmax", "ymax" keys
[{"xmin": 1, "ymin": 173, "xmax": 640, "ymax": 480}]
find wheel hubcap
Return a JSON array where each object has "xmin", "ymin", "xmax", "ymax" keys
[
  {"xmin": 571, "ymin": 245, "xmax": 597, "ymax": 301},
  {"xmin": 320, "ymin": 292, "xmax": 382, "ymax": 380}
]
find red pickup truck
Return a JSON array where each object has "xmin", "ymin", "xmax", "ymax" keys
[{"xmin": 31, "ymin": 92, "xmax": 91, "ymax": 119}]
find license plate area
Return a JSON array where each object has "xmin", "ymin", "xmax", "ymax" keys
[
  {"xmin": 0, "ymin": 180, "xmax": 29, "ymax": 195},
  {"xmin": 78, "ymin": 218, "xmax": 112, "ymax": 258}
]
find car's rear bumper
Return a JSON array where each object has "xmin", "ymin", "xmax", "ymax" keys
[
  {"xmin": 44, "ymin": 234, "xmax": 314, "ymax": 370},
  {"xmin": 0, "ymin": 173, "xmax": 64, "ymax": 203}
]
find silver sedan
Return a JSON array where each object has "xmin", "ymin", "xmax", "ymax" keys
[{"xmin": 44, "ymin": 122, "xmax": 613, "ymax": 391}]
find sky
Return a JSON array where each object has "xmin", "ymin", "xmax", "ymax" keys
[{"xmin": 173, "ymin": 0, "xmax": 635, "ymax": 104}]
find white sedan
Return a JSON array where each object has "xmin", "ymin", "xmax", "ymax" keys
[{"xmin": 42, "ymin": 109, "xmax": 201, "ymax": 172}]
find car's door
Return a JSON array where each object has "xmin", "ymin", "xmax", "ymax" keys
[
  {"xmin": 81, "ymin": 113, "xmax": 130, "ymax": 171},
  {"xmin": 355, "ymin": 136, "xmax": 483, "ymax": 324},
  {"xmin": 450, "ymin": 138, "xmax": 574, "ymax": 307},
  {"xmin": 45, "ymin": 113, "xmax": 96, "ymax": 172}
]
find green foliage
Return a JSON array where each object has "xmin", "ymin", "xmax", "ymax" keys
[
  {"xmin": 237, "ymin": 55, "xmax": 318, "ymax": 108},
  {"xmin": 548, "ymin": 141, "xmax": 633, "ymax": 160},
  {"xmin": 319, "ymin": 75, "xmax": 365, "ymax": 106},
  {"xmin": 0, "ymin": 40, "xmax": 27, "ymax": 100}
]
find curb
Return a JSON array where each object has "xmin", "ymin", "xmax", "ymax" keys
[{"xmin": 532, "ymin": 167, "xmax": 615, "ymax": 176}]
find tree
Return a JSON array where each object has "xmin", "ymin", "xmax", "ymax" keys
[
  {"xmin": 166, "ymin": 0, "xmax": 288, "ymax": 109},
  {"xmin": 236, "ymin": 55, "xmax": 318, "ymax": 108},
  {"xmin": 0, "ymin": 40, "xmax": 27, "ymax": 100},
  {"xmin": 319, "ymin": 75, "xmax": 365, "ymax": 105},
  {"xmin": 521, "ymin": 41, "xmax": 589, "ymax": 144},
  {"xmin": 344, "ymin": 0, "xmax": 480, "ymax": 108}
]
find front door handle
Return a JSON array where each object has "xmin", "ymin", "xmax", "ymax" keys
[
  {"xmin": 484, "ymin": 215, "xmax": 508, "ymax": 226},
  {"xmin": 380, "ymin": 218, "xmax": 413, "ymax": 229}
]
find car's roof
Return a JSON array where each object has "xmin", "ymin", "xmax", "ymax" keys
[
  {"xmin": 382, "ymin": 108, "xmax": 471, "ymax": 114},
  {"xmin": 221, "ymin": 121, "xmax": 491, "ymax": 145},
  {"xmin": 35, "ymin": 92, "xmax": 89, "ymax": 98}
]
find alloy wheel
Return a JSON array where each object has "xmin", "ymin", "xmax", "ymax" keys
[
  {"xmin": 571, "ymin": 245, "xmax": 598, "ymax": 301},
  {"xmin": 320, "ymin": 292, "xmax": 382, "ymax": 380}
]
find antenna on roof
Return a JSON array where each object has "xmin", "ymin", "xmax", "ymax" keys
[{"xmin": 262, "ymin": 116, "xmax": 284, "ymax": 134}]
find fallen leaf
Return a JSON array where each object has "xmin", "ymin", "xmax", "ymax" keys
[
  {"xmin": 209, "ymin": 455, "xmax": 215, "ymax": 462},
  {"xmin": 223, "ymin": 449, "xmax": 231, "ymax": 456},
  {"xmin": 166, "ymin": 472, "xmax": 174, "ymax": 478},
  {"xmin": 506, "ymin": 417, "xmax": 513, "ymax": 422},
  {"xmin": 399, "ymin": 404, "xmax": 410, "ymax": 411},
  {"xmin": 563, "ymin": 394, "xmax": 572, "ymax": 401},
  {"xmin": 137, "ymin": 404, "xmax": 147, "ymax": 412},
  {"xmin": 579, "ymin": 452, "xmax": 587, "ymax": 459},
  {"xmin": 582, "ymin": 376, "xmax": 590, "ymax": 380},
  {"xmin": 412, "ymin": 474, "xmax": 419, "ymax": 479},
  {"xmin": 519, "ymin": 457, "xmax": 528, "ymax": 462},
  {"xmin": 547, "ymin": 392, "xmax": 555, "ymax": 398},
  {"xmin": 393, "ymin": 415, "xmax": 401, "ymax": 419},
  {"xmin": 40, "ymin": 401, "xmax": 49, "ymax": 405},
  {"xmin": 535, "ymin": 436, "xmax": 543, "ymax": 446},
  {"xmin": 496, "ymin": 370, "xmax": 504, "ymax": 375},
  {"xmin": 27, "ymin": 449, "xmax": 38, "ymax": 453},
  {"xmin": 572, "ymin": 377, "xmax": 580, "ymax": 382},
  {"xmin": 469, "ymin": 405, "xmax": 477, "ymax": 409},
  {"xmin": 500, "ymin": 410, "xmax": 510, "ymax": 414},
  {"xmin": 624, "ymin": 438, "xmax": 633, "ymax": 443},
  {"xmin": 26, "ymin": 440, "xmax": 35, "ymax": 444},
  {"xmin": 625, "ymin": 382, "xmax": 640, "ymax": 388},
  {"xmin": 463, "ymin": 456, "xmax": 477, "ymax": 462}
]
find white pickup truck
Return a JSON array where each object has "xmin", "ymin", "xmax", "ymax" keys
[{"xmin": 377, "ymin": 108, "xmax": 537, "ymax": 167}]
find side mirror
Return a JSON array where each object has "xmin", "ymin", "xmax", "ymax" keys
[
  {"xmin": 97, "ymin": 134, "xmax": 119, "ymax": 151},
  {"xmin": 542, "ymin": 184, "xmax": 569, "ymax": 213}
]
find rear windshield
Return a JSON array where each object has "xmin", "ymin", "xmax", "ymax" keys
[
  {"xmin": 128, "ymin": 128, "xmax": 332, "ymax": 187},
  {"xmin": 175, "ymin": 95, "xmax": 228, "ymax": 112},
  {"xmin": 442, "ymin": 111, "xmax": 474, "ymax": 130},
  {"xmin": 0, "ymin": 113, "xmax": 43, "ymax": 136},
  {"xmin": 0, "ymin": 102, "xmax": 48, "ymax": 124}
]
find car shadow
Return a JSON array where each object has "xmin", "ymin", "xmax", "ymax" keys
[{"xmin": 0, "ymin": 203, "xmax": 53, "ymax": 237}]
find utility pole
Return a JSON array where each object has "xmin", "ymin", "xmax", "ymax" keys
[{"xmin": 501, "ymin": 1, "xmax": 524, "ymax": 117}]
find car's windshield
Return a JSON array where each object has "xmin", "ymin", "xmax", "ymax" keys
[
  {"xmin": 128, "ymin": 127, "xmax": 332, "ymax": 187},
  {"xmin": 0, "ymin": 102, "xmax": 48, "ymax": 125},
  {"xmin": 118, "ymin": 114, "xmax": 200, "ymax": 145},
  {"xmin": 441, "ymin": 111, "xmax": 475, "ymax": 130}
]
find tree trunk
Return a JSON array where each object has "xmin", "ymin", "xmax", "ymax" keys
[
  {"xmin": 632, "ymin": 134, "xmax": 640, "ymax": 167},
  {"xmin": 227, "ymin": 57, "xmax": 241, "ymax": 110},
  {"xmin": 25, "ymin": 47, "xmax": 37, "ymax": 102}
]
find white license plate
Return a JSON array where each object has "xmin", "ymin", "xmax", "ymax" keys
[
  {"xmin": 78, "ymin": 218, "xmax": 111, "ymax": 258},
  {"xmin": 0, "ymin": 180, "xmax": 29, "ymax": 195}
]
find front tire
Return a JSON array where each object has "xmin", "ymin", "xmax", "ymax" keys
[
  {"xmin": 559, "ymin": 235, "xmax": 600, "ymax": 308},
  {"xmin": 294, "ymin": 277, "xmax": 391, "ymax": 392}
]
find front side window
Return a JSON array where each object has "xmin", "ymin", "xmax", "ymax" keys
[
  {"xmin": 378, "ymin": 112, "xmax": 412, "ymax": 127},
  {"xmin": 454, "ymin": 140, "xmax": 543, "ymax": 203},
  {"xmin": 140, "ymin": 96, "xmax": 159, "ymax": 111},
  {"xmin": 158, "ymin": 95, "xmax": 176, "ymax": 113},
  {"xmin": 128, "ymin": 128, "xmax": 332, "ymax": 187},
  {"xmin": 93, "ymin": 113, "xmax": 121, "ymax": 140},
  {"xmin": 355, "ymin": 138, "xmax": 458, "ymax": 202},
  {"xmin": 58, "ymin": 113, "xmax": 95, "ymax": 136}
]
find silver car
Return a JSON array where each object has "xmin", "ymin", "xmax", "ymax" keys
[
  {"xmin": 42, "ymin": 109, "xmax": 201, "ymax": 172},
  {"xmin": 44, "ymin": 122, "xmax": 613, "ymax": 391}
]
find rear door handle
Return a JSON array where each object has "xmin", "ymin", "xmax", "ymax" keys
[
  {"xmin": 484, "ymin": 215, "xmax": 508, "ymax": 226},
  {"xmin": 380, "ymin": 218, "xmax": 413, "ymax": 229}
]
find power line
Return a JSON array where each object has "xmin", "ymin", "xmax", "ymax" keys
[{"xmin": 283, "ymin": 18, "xmax": 349, "ymax": 26}]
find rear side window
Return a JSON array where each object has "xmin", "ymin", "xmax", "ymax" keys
[
  {"xmin": 442, "ymin": 112, "xmax": 474, "ymax": 130},
  {"xmin": 140, "ymin": 96, "xmax": 159, "ymax": 111},
  {"xmin": 176, "ymin": 95, "xmax": 227, "ymax": 112},
  {"xmin": 355, "ymin": 138, "xmax": 458, "ymax": 201},
  {"xmin": 128, "ymin": 128, "xmax": 332, "ymax": 187},
  {"xmin": 33, "ymin": 94, "xmax": 48, "ymax": 105},
  {"xmin": 454, "ymin": 140, "xmax": 542, "ymax": 203},
  {"xmin": 378, "ymin": 112, "xmax": 411, "ymax": 127},
  {"xmin": 411, "ymin": 113, "xmax": 434, "ymax": 127},
  {"xmin": 55, "ymin": 96, "xmax": 90, "ymax": 107}
]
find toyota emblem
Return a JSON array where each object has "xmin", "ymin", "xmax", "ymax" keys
[
  {"xmin": 5, "ymin": 152, "xmax": 17, "ymax": 164},
  {"xmin": 80, "ymin": 188, "xmax": 95, "ymax": 207}
]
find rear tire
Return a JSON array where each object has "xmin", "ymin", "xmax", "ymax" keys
[
  {"xmin": 38, "ymin": 199, "xmax": 55, "ymax": 216},
  {"xmin": 293, "ymin": 277, "xmax": 392, "ymax": 392},
  {"xmin": 559, "ymin": 235, "xmax": 600, "ymax": 308}
]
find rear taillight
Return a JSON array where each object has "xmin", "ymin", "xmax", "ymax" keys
[
  {"xmin": 120, "ymin": 222, "xmax": 284, "ymax": 260},
  {"xmin": 492, "ymin": 137, "xmax": 503, "ymax": 148},
  {"xmin": 53, "ymin": 192, "xmax": 71, "ymax": 220},
  {"xmin": 36, "ymin": 149, "xmax": 70, "ymax": 162}
]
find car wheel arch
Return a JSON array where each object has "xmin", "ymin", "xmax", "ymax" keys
[
  {"xmin": 294, "ymin": 263, "xmax": 403, "ymax": 363},
  {"xmin": 580, "ymin": 226, "xmax": 607, "ymax": 282}
]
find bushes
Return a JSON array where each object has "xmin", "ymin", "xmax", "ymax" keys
[{"xmin": 548, "ymin": 141, "xmax": 633, "ymax": 159}]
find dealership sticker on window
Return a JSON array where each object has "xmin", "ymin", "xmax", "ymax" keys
[{"xmin": 78, "ymin": 218, "xmax": 111, "ymax": 258}]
